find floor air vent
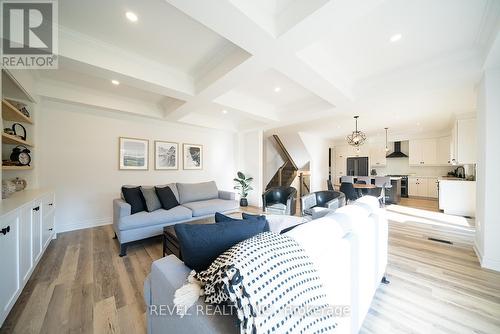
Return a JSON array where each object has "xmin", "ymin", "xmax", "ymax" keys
[{"xmin": 427, "ymin": 237, "xmax": 453, "ymax": 245}]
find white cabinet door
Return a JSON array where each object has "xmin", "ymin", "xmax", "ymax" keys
[
  {"xmin": 450, "ymin": 123, "xmax": 457, "ymax": 164},
  {"xmin": 31, "ymin": 202, "xmax": 43, "ymax": 263},
  {"xmin": 416, "ymin": 178, "xmax": 428, "ymax": 197},
  {"xmin": 436, "ymin": 136, "xmax": 451, "ymax": 165},
  {"xmin": 42, "ymin": 211, "xmax": 55, "ymax": 250},
  {"xmin": 0, "ymin": 211, "xmax": 20, "ymax": 325},
  {"xmin": 369, "ymin": 144, "xmax": 387, "ymax": 167},
  {"xmin": 409, "ymin": 141, "xmax": 422, "ymax": 165},
  {"xmin": 19, "ymin": 207, "xmax": 33, "ymax": 285},
  {"xmin": 428, "ymin": 178, "xmax": 439, "ymax": 198},
  {"xmin": 456, "ymin": 119, "xmax": 476, "ymax": 164},
  {"xmin": 408, "ymin": 177, "xmax": 419, "ymax": 196},
  {"xmin": 421, "ymin": 139, "xmax": 437, "ymax": 165}
]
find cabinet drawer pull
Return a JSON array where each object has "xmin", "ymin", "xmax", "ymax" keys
[
  {"xmin": 33, "ymin": 206, "xmax": 40, "ymax": 211},
  {"xmin": 48, "ymin": 228, "xmax": 53, "ymax": 231},
  {"xmin": 1, "ymin": 226, "xmax": 10, "ymax": 235},
  {"xmin": 48, "ymin": 203, "xmax": 54, "ymax": 206}
]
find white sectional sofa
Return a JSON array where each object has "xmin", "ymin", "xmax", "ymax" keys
[{"xmin": 144, "ymin": 196, "xmax": 388, "ymax": 334}]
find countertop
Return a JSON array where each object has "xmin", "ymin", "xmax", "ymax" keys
[
  {"xmin": 0, "ymin": 189, "xmax": 52, "ymax": 216},
  {"xmin": 438, "ymin": 178, "xmax": 476, "ymax": 182}
]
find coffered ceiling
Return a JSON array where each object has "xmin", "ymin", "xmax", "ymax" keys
[{"xmin": 33, "ymin": 0, "xmax": 500, "ymax": 138}]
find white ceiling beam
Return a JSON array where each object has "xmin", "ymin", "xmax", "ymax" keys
[
  {"xmin": 165, "ymin": 56, "xmax": 280, "ymax": 123},
  {"xmin": 58, "ymin": 28, "xmax": 194, "ymax": 101},
  {"xmin": 164, "ymin": 0, "xmax": 362, "ymax": 124},
  {"xmin": 36, "ymin": 78, "xmax": 166, "ymax": 118}
]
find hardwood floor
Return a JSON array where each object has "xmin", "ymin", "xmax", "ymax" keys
[
  {"xmin": 2, "ymin": 208, "xmax": 499, "ymax": 334},
  {"xmin": 398, "ymin": 196, "xmax": 440, "ymax": 212}
]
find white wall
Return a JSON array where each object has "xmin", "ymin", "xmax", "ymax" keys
[
  {"xmin": 475, "ymin": 67, "xmax": 500, "ymax": 271},
  {"xmin": 38, "ymin": 100, "xmax": 237, "ymax": 233},
  {"xmin": 299, "ymin": 132, "xmax": 331, "ymax": 192},
  {"xmin": 238, "ymin": 130, "xmax": 263, "ymax": 207}
]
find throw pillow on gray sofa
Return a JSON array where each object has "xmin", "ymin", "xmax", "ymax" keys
[
  {"xmin": 155, "ymin": 186, "xmax": 179, "ymax": 210},
  {"xmin": 176, "ymin": 181, "xmax": 218, "ymax": 204},
  {"xmin": 140, "ymin": 187, "xmax": 162, "ymax": 212},
  {"xmin": 122, "ymin": 186, "xmax": 146, "ymax": 214}
]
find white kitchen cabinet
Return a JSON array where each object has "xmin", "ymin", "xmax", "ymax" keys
[
  {"xmin": 19, "ymin": 207, "xmax": 32, "ymax": 285},
  {"xmin": 0, "ymin": 190, "xmax": 56, "ymax": 326},
  {"xmin": 439, "ymin": 180, "xmax": 476, "ymax": 216},
  {"xmin": 421, "ymin": 139, "xmax": 437, "ymax": 165},
  {"xmin": 427, "ymin": 178, "xmax": 439, "ymax": 198},
  {"xmin": 410, "ymin": 139, "xmax": 437, "ymax": 166},
  {"xmin": 409, "ymin": 136, "xmax": 456, "ymax": 166},
  {"xmin": 436, "ymin": 136, "xmax": 452, "ymax": 165},
  {"xmin": 0, "ymin": 211, "xmax": 20, "ymax": 324},
  {"xmin": 409, "ymin": 177, "xmax": 433, "ymax": 197},
  {"xmin": 409, "ymin": 141, "xmax": 423, "ymax": 165},
  {"xmin": 369, "ymin": 144, "xmax": 387, "ymax": 167},
  {"xmin": 455, "ymin": 118, "xmax": 476, "ymax": 164},
  {"xmin": 42, "ymin": 211, "xmax": 55, "ymax": 250},
  {"xmin": 31, "ymin": 201, "xmax": 43, "ymax": 263}
]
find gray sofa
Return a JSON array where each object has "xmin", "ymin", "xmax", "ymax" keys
[{"xmin": 113, "ymin": 181, "xmax": 239, "ymax": 256}]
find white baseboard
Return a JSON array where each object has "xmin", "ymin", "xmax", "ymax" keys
[
  {"xmin": 56, "ymin": 217, "xmax": 112, "ymax": 233},
  {"xmin": 481, "ymin": 256, "xmax": 500, "ymax": 272},
  {"xmin": 473, "ymin": 240, "xmax": 500, "ymax": 272},
  {"xmin": 473, "ymin": 241, "xmax": 483, "ymax": 263}
]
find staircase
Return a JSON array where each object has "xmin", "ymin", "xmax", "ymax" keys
[{"xmin": 266, "ymin": 135, "xmax": 299, "ymax": 190}]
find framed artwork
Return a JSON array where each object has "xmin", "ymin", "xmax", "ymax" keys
[
  {"xmin": 155, "ymin": 141, "xmax": 178, "ymax": 170},
  {"xmin": 119, "ymin": 137, "xmax": 149, "ymax": 170},
  {"xmin": 183, "ymin": 143, "xmax": 203, "ymax": 170}
]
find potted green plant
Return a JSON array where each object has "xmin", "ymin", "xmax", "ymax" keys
[{"xmin": 233, "ymin": 171, "xmax": 253, "ymax": 207}]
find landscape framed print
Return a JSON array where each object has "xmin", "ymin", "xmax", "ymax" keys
[
  {"xmin": 183, "ymin": 143, "xmax": 203, "ymax": 170},
  {"xmin": 119, "ymin": 137, "xmax": 149, "ymax": 170},
  {"xmin": 155, "ymin": 141, "xmax": 178, "ymax": 170}
]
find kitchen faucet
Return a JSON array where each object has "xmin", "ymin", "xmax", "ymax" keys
[{"xmin": 455, "ymin": 166, "xmax": 466, "ymax": 179}]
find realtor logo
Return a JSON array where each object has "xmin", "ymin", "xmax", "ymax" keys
[{"xmin": 1, "ymin": 0, "xmax": 58, "ymax": 69}]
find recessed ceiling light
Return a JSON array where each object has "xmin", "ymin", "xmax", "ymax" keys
[
  {"xmin": 416, "ymin": 122, "xmax": 421, "ymax": 126},
  {"xmin": 222, "ymin": 109, "xmax": 228, "ymax": 114},
  {"xmin": 390, "ymin": 33, "xmax": 402, "ymax": 43},
  {"xmin": 125, "ymin": 11, "xmax": 138, "ymax": 22},
  {"xmin": 111, "ymin": 80, "xmax": 120, "ymax": 85},
  {"xmin": 274, "ymin": 87, "xmax": 281, "ymax": 93}
]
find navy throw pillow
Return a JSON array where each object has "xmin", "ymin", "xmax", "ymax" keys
[
  {"xmin": 174, "ymin": 220, "xmax": 267, "ymax": 272},
  {"xmin": 155, "ymin": 186, "xmax": 179, "ymax": 210},
  {"xmin": 215, "ymin": 212, "xmax": 270, "ymax": 232},
  {"xmin": 122, "ymin": 186, "xmax": 146, "ymax": 214}
]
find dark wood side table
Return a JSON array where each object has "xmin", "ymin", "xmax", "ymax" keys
[{"xmin": 163, "ymin": 219, "xmax": 215, "ymax": 258}]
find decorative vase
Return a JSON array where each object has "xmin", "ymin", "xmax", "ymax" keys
[
  {"xmin": 240, "ymin": 198, "xmax": 248, "ymax": 207},
  {"xmin": 12, "ymin": 177, "xmax": 27, "ymax": 191},
  {"xmin": 2, "ymin": 180, "xmax": 16, "ymax": 199}
]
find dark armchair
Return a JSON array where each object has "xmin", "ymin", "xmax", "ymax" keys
[
  {"xmin": 340, "ymin": 182, "xmax": 359, "ymax": 203},
  {"xmin": 300, "ymin": 190, "xmax": 346, "ymax": 216},
  {"xmin": 262, "ymin": 186, "xmax": 297, "ymax": 215}
]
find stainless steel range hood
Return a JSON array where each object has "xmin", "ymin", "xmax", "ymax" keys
[{"xmin": 386, "ymin": 141, "xmax": 408, "ymax": 158}]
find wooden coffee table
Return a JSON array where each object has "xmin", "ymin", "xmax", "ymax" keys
[{"xmin": 163, "ymin": 219, "xmax": 214, "ymax": 258}]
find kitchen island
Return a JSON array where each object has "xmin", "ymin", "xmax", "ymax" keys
[
  {"xmin": 438, "ymin": 179, "xmax": 476, "ymax": 217},
  {"xmin": 334, "ymin": 176, "xmax": 402, "ymax": 204}
]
